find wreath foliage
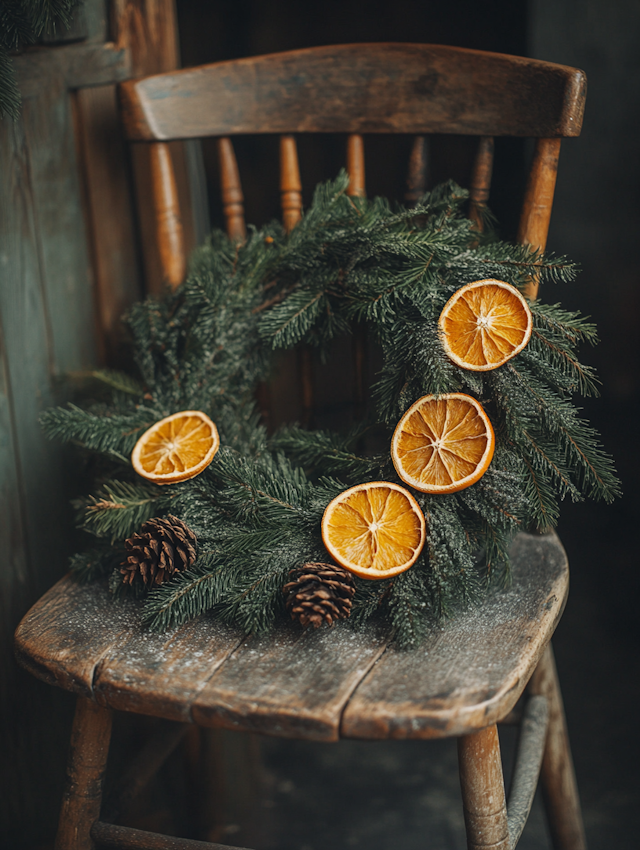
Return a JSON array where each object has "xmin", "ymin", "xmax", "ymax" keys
[{"xmin": 41, "ymin": 173, "xmax": 620, "ymax": 647}]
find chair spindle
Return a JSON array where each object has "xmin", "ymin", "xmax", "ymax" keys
[
  {"xmin": 280, "ymin": 135, "xmax": 303, "ymax": 232},
  {"xmin": 518, "ymin": 137, "xmax": 562, "ymax": 299},
  {"xmin": 149, "ymin": 142, "xmax": 186, "ymax": 290},
  {"xmin": 405, "ymin": 136, "xmax": 429, "ymax": 205},
  {"xmin": 346, "ymin": 134, "xmax": 366, "ymax": 197},
  {"xmin": 278, "ymin": 136, "xmax": 313, "ymax": 425},
  {"xmin": 469, "ymin": 136, "xmax": 494, "ymax": 231},
  {"xmin": 345, "ymin": 135, "xmax": 368, "ymax": 419},
  {"xmin": 217, "ymin": 137, "xmax": 246, "ymax": 243}
]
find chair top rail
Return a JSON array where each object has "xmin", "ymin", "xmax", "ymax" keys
[{"xmin": 120, "ymin": 43, "xmax": 587, "ymax": 142}]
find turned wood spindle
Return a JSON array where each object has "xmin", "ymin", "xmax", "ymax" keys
[
  {"xmin": 280, "ymin": 135, "xmax": 303, "ymax": 232},
  {"xmin": 346, "ymin": 134, "xmax": 367, "ymax": 418},
  {"xmin": 217, "ymin": 137, "xmax": 246, "ymax": 243},
  {"xmin": 149, "ymin": 141, "xmax": 186, "ymax": 290},
  {"xmin": 346, "ymin": 134, "xmax": 366, "ymax": 198},
  {"xmin": 469, "ymin": 136, "xmax": 494, "ymax": 231},
  {"xmin": 458, "ymin": 724, "xmax": 510, "ymax": 850},
  {"xmin": 405, "ymin": 135, "xmax": 429, "ymax": 205},
  {"xmin": 518, "ymin": 137, "xmax": 562, "ymax": 300}
]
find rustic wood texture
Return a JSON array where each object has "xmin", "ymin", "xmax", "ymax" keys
[
  {"xmin": 340, "ymin": 532, "xmax": 568, "ymax": 739},
  {"xmin": 91, "ymin": 820, "xmax": 251, "ymax": 849},
  {"xmin": 119, "ymin": 44, "xmax": 586, "ymax": 142},
  {"xmin": 16, "ymin": 532, "xmax": 568, "ymax": 744},
  {"xmin": 529, "ymin": 646, "xmax": 587, "ymax": 850},
  {"xmin": 458, "ymin": 724, "xmax": 510, "ymax": 850},
  {"xmin": 506, "ymin": 694, "xmax": 549, "ymax": 847},
  {"xmin": 55, "ymin": 697, "xmax": 113, "ymax": 850},
  {"xmin": 518, "ymin": 137, "xmax": 562, "ymax": 300},
  {"xmin": 73, "ymin": 85, "xmax": 143, "ymax": 363},
  {"xmin": 469, "ymin": 136, "xmax": 494, "ymax": 230},
  {"xmin": 218, "ymin": 137, "xmax": 246, "ymax": 243},
  {"xmin": 346, "ymin": 134, "xmax": 366, "ymax": 197},
  {"xmin": 191, "ymin": 622, "xmax": 389, "ymax": 741}
]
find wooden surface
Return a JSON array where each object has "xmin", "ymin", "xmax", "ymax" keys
[
  {"xmin": 458, "ymin": 724, "xmax": 509, "ymax": 850},
  {"xmin": 518, "ymin": 137, "xmax": 562, "ymax": 300},
  {"xmin": 15, "ymin": 532, "xmax": 568, "ymax": 743},
  {"xmin": 119, "ymin": 43, "xmax": 586, "ymax": 142},
  {"xmin": 55, "ymin": 698, "xmax": 112, "ymax": 850},
  {"xmin": 529, "ymin": 646, "xmax": 587, "ymax": 850},
  {"xmin": 340, "ymin": 532, "xmax": 568, "ymax": 739}
]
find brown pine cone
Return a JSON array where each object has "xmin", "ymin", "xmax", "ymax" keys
[
  {"xmin": 283, "ymin": 561, "xmax": 356, "ymax": 629},
  {"xmin": 121, "ymin": 515, "xmax": 197, "ymax": 587}
]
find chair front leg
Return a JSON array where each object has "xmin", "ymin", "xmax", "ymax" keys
[
  {"xmin": 528, "ymin": 644, "xmax": 587, "ymax": 850},
  {"xmin": 55, "ymin": 696, "xmax": 113, "ymax": 850},
  {"xmin": 458, "ymin": 724, "xmax": 510, "ymax": 850}
]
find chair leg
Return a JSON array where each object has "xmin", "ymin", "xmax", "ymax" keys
[
  {"xmin": 55, "ymin": 696, "xmax": 113, "ymax": 850},
  {"xmin": 458, "ymin": 724, "xmax": 510, "ymax": 850},
  {"xmin": 528, "ymin": 643, "xmax": 587, "ymax": 850}
]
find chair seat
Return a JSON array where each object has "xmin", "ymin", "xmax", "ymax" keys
[{"xmin": 14, "ymin": 531, "xmax": 567, "ymax": 742}]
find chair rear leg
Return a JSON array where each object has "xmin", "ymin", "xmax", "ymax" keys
[
  {"xmin": 55, "ymin": 696, "xmax": 113, "ymax": 850},
  {"xmin": 528, "ymin": 644, "xmax": 587, "ymax": 850},
  {"xmin": 458, "ymin": 724, "xmax": 510, "ymax": 850}
]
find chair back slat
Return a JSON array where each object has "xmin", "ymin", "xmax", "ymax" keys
[
  {"xmin": 121, "ymin": 44, "xmax": 586, "ymax": 142},
  {"xmin": 405, "ymin": 136, "xmax": 429, "ymax": 205},
  {"xmin": 346, "ymin": 135, "xmax": 366, "ymax": 197},
  {"xmin": 518, "ymin": 137, "xmax": 562, "ymax": 299},
  {"xmin": 217, "ymin": 137, "xmax": 246, "ymax": 243},
  {"xmin": 280, "ymin": 135, "xmax": 303, "ymax": 232},
  {"xmin": 469, "ymin": 136, "xmax": 494, "ymax": 231},
  {"xmin": 149, "ymin": 142, "xmax": 186, "ymax": 290}
]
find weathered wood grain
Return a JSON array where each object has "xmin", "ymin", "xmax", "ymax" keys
[
  {"xmin": 507, "ymin": 694, "xmax": 549, "ymax": 847},
  {"xmin": 21, "ymin": 84, "xmax": 99, "ymax": 375},
  {"xmin": 55, "ymin": 697, "xmax": 112, "ymax": 850},
  {"xmin": 192, "ymin": 622, "xmax": 390, "ymax": 741},
  {"xmin": 528, "ymin": 645, "xmax": 587, "ymax": 850},
  {"xmin": 120, "ymin": 44, "xmax": 586, "ymax": 142},
  {"xmin": 340, "ymin": 532, "xmax": 568, "ymax": 740},
  {"xmin": 14, "ymin": 576, "xmax": 140, "ymax": 697},
  {"xmin": 73, "ymin": 84, "xmax": 142, "ymax": 364},
  {"xmin": 458, "ymin": 724, "xmax": 510, "ymax": 850},
  {"xmin": 93, "ymin": 616, "xmax": 244, "ymax": 723},
  {"xmin": 14, "ymin": 42, "xmax": 130, "ymax": 98},
  {"xmin": 149, "ymin": 141, "xmax": 186, "ymax": 289}
]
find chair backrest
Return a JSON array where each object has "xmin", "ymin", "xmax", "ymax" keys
[{"xmin": 119, "ymin": 43, "xmax": 586, "ymax": 423}]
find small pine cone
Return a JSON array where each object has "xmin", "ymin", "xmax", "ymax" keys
[
  {"xmin": 121, "ymin": 515, "xmax": 197, "ymax": 587},
  {"xmin": 283, "ymin": 561, "xmax": 356, "ymax": 629}
]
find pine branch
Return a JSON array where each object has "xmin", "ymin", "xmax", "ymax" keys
[{"xmin": 78, "ymin": 479, "xmax": 172, "ymax": 542}]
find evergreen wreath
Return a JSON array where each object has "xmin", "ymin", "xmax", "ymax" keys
[{"xmin": 41, "ymin": 173, "xmax": 620, "ymax": 648}]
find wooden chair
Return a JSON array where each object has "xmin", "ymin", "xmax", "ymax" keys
[{"xmin": 14, "ymin": 44, "xmax": 588, "ymax": 850}]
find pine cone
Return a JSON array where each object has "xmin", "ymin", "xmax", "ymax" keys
[
  {"xmin": 283, "ymin": 562, "xmax": 356, "ymax": 629},
  {"xmin": 121, "ymin": 515, "xmax": 197, "ymax": 587}
]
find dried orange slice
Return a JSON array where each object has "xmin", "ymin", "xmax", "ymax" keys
[
  {"xmin": 131, "ymin": 410, "xmax": 220, "ymax": 485},
  {"xmin": 321, "ymin": 482, "xmax": 426, "ymax": 580},
  {"xmin": 391, "ymin": 393, "xmax": 494, "ymax": 494},
  {"xmin": 439, "ymin": 279, "xmax": 532, "ymax": 371}
]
